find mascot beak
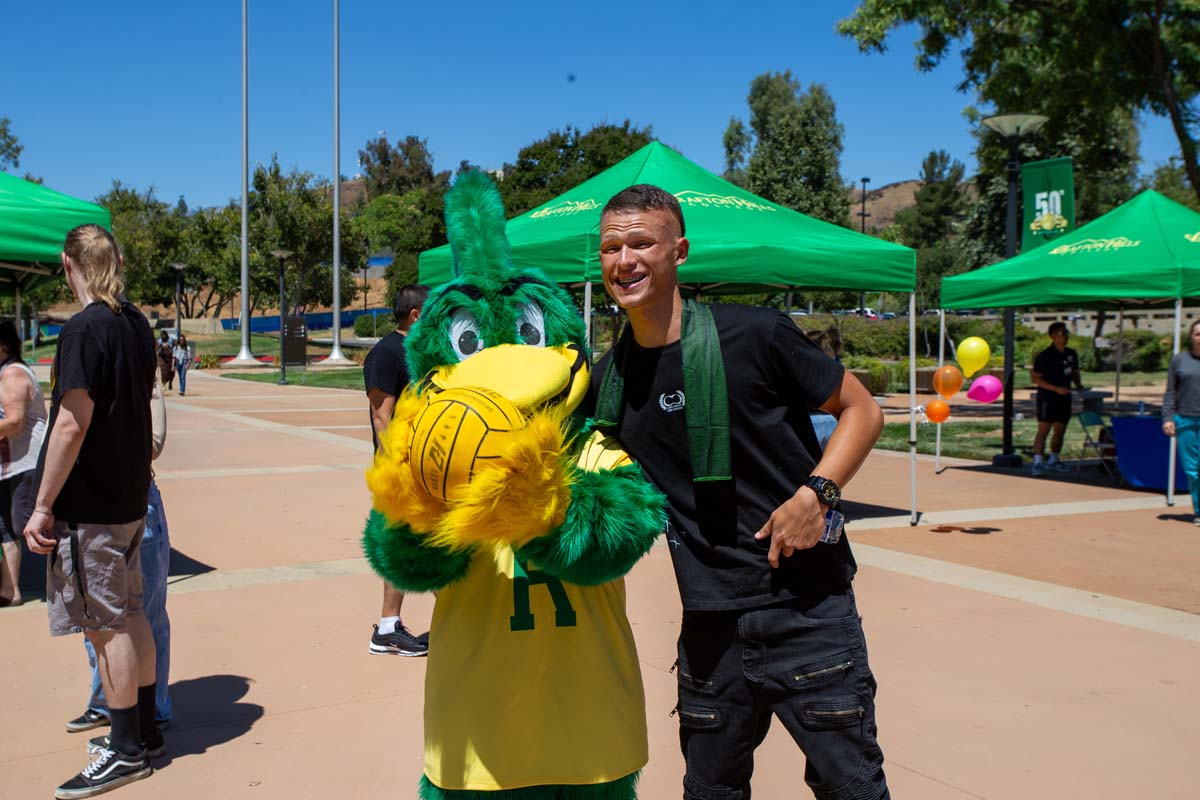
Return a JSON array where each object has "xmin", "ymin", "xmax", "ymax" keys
[{"xmin": 428, "ymin": 343, "xmax": 590, "ymax": 415}]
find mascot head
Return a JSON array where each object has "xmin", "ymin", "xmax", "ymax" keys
[{"xmin": 406, "ymin": 171, "xmax": 589, "ymax": 416}]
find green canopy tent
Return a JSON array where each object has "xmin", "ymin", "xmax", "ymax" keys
[
  {"xmin": 941, "ymin": 189, "xmax": 1200, "ymax": 501},
  {"xmin": 420, "ymin": 142, "xmax": 927, "ymax": 523},
  {"xmin": 0, "ymin": 172, "xmax": 111, "ymax": 321}
]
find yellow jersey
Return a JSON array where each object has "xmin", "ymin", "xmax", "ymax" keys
[{"xmin": 422, "ymin": 544, "xmax": 648, "ymax": 791}]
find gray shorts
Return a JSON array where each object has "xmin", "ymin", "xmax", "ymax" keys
[{"xmin": 47, "ymin": 518, "xmax": 146, "ymax": 637}]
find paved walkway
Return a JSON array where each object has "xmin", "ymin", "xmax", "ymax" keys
[{"xmin": 2, "ymin": 371, "xmax": 1195, "ymax": 798}]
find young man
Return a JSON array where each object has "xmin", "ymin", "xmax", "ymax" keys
[
  {"xmin": 1031, "ymin": 321, "xmax": 1083, "ymax": 476},
  {"xmin": 25, "ymin": 224, "xmax": 159, "ymax": 798},
  {"xmin": 591, "ymin": 185, "xmax": 890, "ymax": 799},
  {"xmin": 363, "ymin": 284, "xmax": 430, "ymax": 656}
]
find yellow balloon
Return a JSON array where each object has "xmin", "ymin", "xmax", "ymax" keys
[{"xmin": 957, "ymin": 336, "xmax": 991, "ymax": 378}]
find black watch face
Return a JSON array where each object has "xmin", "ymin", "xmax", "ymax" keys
[{"xmin": 810, "ymin": 478, "xmax": 839, "ymax": 505}]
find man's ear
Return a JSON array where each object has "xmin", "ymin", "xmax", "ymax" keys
[{"xmin": 674, "ymin": 236, "xmax": 690, "ymax": 267}]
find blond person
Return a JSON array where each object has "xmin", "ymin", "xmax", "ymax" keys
[{"xmin": 25, "ymin": 224, "xmax": 159, "ymax": 799}]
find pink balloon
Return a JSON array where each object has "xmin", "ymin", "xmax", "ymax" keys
[{"xmin": 967, "ymin": 374, "xmax": 1003, "ymax": 404}]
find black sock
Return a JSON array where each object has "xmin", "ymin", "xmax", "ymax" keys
[
  {"xmin": 137, "ymin": 684, "xmax": 158, "ymax": 741},
  {"xmin": 108, "ymin": 705, "xmax": 141, "ymax": 756}
]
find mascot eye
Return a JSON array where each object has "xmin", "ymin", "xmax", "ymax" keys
[
  {"xmin": 449, "ymin": 309, "xmax": 485, "ymax": 361},
  {"xmin": 515, "ymin": 302, "xmax": 546, "ymax": 347}
]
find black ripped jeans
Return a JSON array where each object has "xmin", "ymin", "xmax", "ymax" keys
[{"xmin": 674, "ymin": 589, "xmax": 889, "ymax": 800}]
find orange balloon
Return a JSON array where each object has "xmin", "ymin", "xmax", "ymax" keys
[
  {"xmin": 925, "ymin": 399, "xmax": 951, "ymax": 424},
  {"xmin": 931, "ymin": 365, "xmax": 964, "ymax": 400}
]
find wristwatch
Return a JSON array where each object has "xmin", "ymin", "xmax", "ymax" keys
[{"xmin": 804, "ymin": 475, "xmax": 841, "ymax": 508}]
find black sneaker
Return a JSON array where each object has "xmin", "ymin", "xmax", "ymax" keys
[
  {"xmin": 369, "ymin": 623, "xmax": 429, "ymax": 656},
  {"xmin": 87, "ymin": 730, "xmax": 165, "ymax": 759},
  {"xmin": 55, "ymin": 747, "xmax": 151, "ymax": 799},
  {"xmin": 65, "ymin": 710, "xmax": 110, "ymax": 733}
]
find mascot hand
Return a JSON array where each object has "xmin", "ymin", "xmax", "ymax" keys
[
  {"xmin": 430, "ymin": 409, "xmax": 573, "ymax": 550},
  {"xmin": 363, "ymin": 510, "xmax": 472, "ymax": 592},
  {"xmin": 366, "ymin": 391, "xmax": 447, "ymax": 534}
]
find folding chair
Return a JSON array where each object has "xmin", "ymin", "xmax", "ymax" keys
[{"xmin": 1075, "ymin": 410, "xmax": 1117, "ymax": 477}]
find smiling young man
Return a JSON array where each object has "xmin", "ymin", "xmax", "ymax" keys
[{"xmin": 590, "ymin": 185, "xmax": 890, "ymax": 800}]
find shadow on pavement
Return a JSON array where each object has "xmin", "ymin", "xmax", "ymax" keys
[
  {"xmin": 157, "ymin": 674, "xmax": 264, "ymax": 764},
  {"xmin": 17, "ymin": 546, "xmax": 216, "ymax": 600},
  {"xmin": 841, "ymin": 499, "xmax": 911, "ymax": 520},
  {"xmin": 1157, "ymin": 513, "xmax": 1197, "ymax": 524},
  {"xmin": 930, "ymin": 525, "xmax": 1001, "ymax": 535}
]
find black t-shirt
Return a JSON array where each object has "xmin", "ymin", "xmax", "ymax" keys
[
  {"xmin": 36, "ymin": 300, "xmax": 157, "ymax": 525},
  {"xmin": 1033, "ymin": 345, "xmax": 1079, "ymax": 393},
  {"xmin": 588, "ymin": 303, "xmax": 855, "ymax": 611},
  {"xmin": 363, "ymin": 330, "xmax": 411, "ymax": 450}
]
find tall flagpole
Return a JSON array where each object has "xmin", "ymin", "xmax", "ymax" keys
[
  {"xmin": 233, "ymin": 0, "xmax": 256, "ymax": 364},
  {"xmin": 326, "ymin": 0, "xmax": 352, "ymax": 365}
]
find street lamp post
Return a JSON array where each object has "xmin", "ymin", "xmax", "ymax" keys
[
  {"xmin": 982, "ymin": 113, "xmax": 1048, "ymax": 468},
  {"xmin": 858, "ymin": 177, "xmax": 870, "ymax": 313},
  {"xmin": 272, "ymin": 249, "xmax": 293, "ymax": 385},
  {"xmin": 171, "ymin": 262, "xmax": 186, "ymax": 341}
]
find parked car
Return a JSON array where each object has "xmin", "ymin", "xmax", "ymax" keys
[{"xmin": 881, "ymin": 311, "xmax": 896, "ymax": 320}]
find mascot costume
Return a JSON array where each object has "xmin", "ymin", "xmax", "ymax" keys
[{"xmin": 363, "ymin": 171, "xmax": 666, "ymax": 799}]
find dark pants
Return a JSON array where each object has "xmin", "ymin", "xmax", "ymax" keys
[{"xmin": 675, "ymin": 589, "xmax": 889, "ymax": 800}]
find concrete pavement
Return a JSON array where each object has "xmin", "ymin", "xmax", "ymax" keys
[{"xmin": 1, "ymin": 370, "xmax": 1195, "ymax": 799}]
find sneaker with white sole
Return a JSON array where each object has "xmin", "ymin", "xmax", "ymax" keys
[
  {"xmin": 88, "ymin": 730, "xmax": 165, "ymax": 759},
  {"xmin": 1032, "ymin": 461, "xmax": 1047, "ymax": 477},
  {"xmin": 65, "ymin": 709, "xmax": 110, "ymax": 733},
  {"xmin": 369, "ymin": 623, "xmax": 429, "ymax": 656},
  {"xmin": 55, "ymin": 746, "xmax": 151, "ymax": 799}
]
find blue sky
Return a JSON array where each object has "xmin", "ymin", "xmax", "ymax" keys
[{"xmin": 2, "ymin": 0, "xmax": 1183, "ymax": 210}]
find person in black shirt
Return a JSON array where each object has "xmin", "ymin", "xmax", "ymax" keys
[
  {"xmin": 363, "ymin": 285, "xmax": 430, "ymax": 656},
  {"xmin": 1031, "ymin": 321, "xmax": 1083, "ymax": 476},
  {"xmin": 591, "ymin": 186, "xmax": 890, "ymax": 799},
  {"xmin": 24, "ymin": 224, "xmax": 159, "ymax": 797}
]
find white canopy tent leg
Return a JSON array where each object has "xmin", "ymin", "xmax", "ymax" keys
[
  {"xmin": 583, "ymin": 281, "xmax": 593, "ymax": 353},
  {"xmin": 936, "ymin": 309, "xmax": 945, "ymax": 472},
  {"xmin": 910, "ymin": 293, "xmax": 919, "ymax": 525},
  {"xmin": 1168, "ymin": 298, "xmax": 1182, "ymax": 506},
  {"xmin": 785, "ymin": 290, "xmax": 793, "ymax": 315},
  {"xmin": 13, "ymin": 284, "xmax": 21, "ymax": 344},
  {"xmin": 1115, "ymin": 307, "xmax": 1124, "ymax": 410}
]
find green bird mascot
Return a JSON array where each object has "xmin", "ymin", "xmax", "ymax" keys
[{"xmin": 363, "ymin": 171, "xmax": 665, "ymax": 800}]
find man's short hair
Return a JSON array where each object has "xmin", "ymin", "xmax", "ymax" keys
[
  {"xmin": 602, "ymin": 184, "xmax": 686, "ymax": 237},
  {"xmin": 1048, "ymin": 321, "xmax": 1068, "ymax": 336},
  {"xmin": 393, "ymin": 284, "xmax": 430, "ymax": 323}
]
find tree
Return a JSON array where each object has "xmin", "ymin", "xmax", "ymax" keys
[
  {"xmin": 897, "ymin": 150, "xmax": 967, "ymax": 248},
  {"xmin": 838, "ymin": 0, "xmax": 1200, "ymax": 204},
  {"xmin": 1145, "ymin": 156, "xmax": 1200, "ymax": 211},
  {"xmin": 499, "ymin": 121, "xmax": 655, "ymax": 217},
  {"xmin": 357, "ymin": 135, "xmax": 450, "ymax": 200},
  {"xmin": 0, "ymin": 117, "xmax": 21, "ymax": 171},
  {"xmin": 250, "ymin": 156, "xmax": 362, "ymax": 312},
  {"xmin": 724, "ymin": 72, "xmax": 852, "ymax": 225}
]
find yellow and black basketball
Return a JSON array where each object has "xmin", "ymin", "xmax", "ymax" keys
[{"xmin": 409, "ymin": 387, "xmax": 526, "ymax": 500}]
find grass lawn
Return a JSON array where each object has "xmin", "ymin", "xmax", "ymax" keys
[
  {"xmin": 878, "ymin": 417, "xmax": 1101, "ymax": 462},
  {"xmin": 187, "ymin": 331, "xmax": 336, "ymax": 359},
  {"xmin": 224, "ymin": 368, "xmax": 364, "ymax": 391}
]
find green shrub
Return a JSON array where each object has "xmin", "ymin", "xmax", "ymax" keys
[
  {"xmin": 844, "ymin": 357, "xmax": 892, "ymax": 395},
  {"xmin": 354, "ymin": 313, "xmax": 385, "ymax": 338},
  {"xmin": 197, "ymin": 354, "xmax": 222, "ymax": 370}
]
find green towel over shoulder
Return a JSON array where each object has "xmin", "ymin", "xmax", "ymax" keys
[{"xmin": 595, "ymin": 299, "xmax": 731, "ymax": 483}]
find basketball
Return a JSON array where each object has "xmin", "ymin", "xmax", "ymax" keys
[{"xmin": 409, "ymin": 387, "xmax": 526, "ymax": 500}]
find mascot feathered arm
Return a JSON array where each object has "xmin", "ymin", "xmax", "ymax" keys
[{"xmin": 516, "ymin": 428, "xmax": 665, "ymax": 586}]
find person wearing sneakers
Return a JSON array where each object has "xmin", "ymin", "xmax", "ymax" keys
[
  {"xmin": 1162, "ymin": 319, "xmax": 1200, "ymax": 525},
  {"xmin": 69, "ymin": 370, "xmax": 174, "ymax": 739},
  {"xmin": 363, "ymin": 284, "xmax": 430, "ymax": 656},
  {"xmin": 1031, "ymin": 321, "xmax": 1083, "ymax": 476},
  {"xmin": 24, "ymin": 224, "xmax": 159, "ymax": 799}
]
